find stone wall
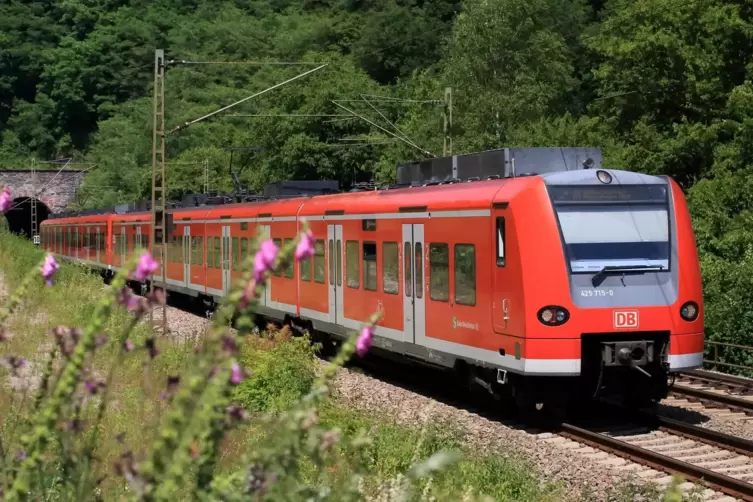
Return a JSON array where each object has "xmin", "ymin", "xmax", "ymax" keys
[{"xmin": 0, "ymin": 170, "xmax": 88, "ymax": 212}]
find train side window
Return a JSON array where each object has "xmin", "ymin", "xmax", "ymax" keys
[
  {"xmin": 197, "ymin": 237, "xmax": 203, "ymax": 266},
  {"xmin": 284, "ymin": 238, "xmax": 294, "ymax": 278},
  {"xmin": 404, "ymin": 242, "xmax": 412, "ymax": 298},
  {"xmin": 429, "ymin": 243, "xmax": 449, "ymax": 302},
  {"xmin": 207, "ymin": 237, "xmax": 214, "ymax": 268},
  {"xmin": 346, "ymin": 240, "xmax": 359, "ymax": 288},
  {"xmin": 272, "ymin": 238, "xmax": 282, "ymax": 276},
  {"xmin": 328, "ymin": 239, "xmax": 335, "ymax": 285},
  {"xmin": 314, "ymin": 240, "xmax": 325, "ymax": 284},
  {"xmin": 241, "ymin": 238, "xmax": 248, "ymax": 266},
  {"xmin": 232, "ymin": 237, "xmax": 239, "ymax": 271},
  {"xmin": 383, "ymin": 242, "xmax": 399, "ymax": 294},
  {"xmin": 496, "ymin": 217, "xmax": 506, "ymax": 267},
  {"xmin": 213, "ymin": 237, "xmax": 221, "ymax": 268},
  {"xmin": 336, "ymin": 239, "xmax": 342, "ymax": 287},
  {"xmin": 301, "ymin": 241, "xmax": 312, "ymax": 282},
  {"xmin": 363, "ymin": 242, "xmax": 377, "ymax": 291},
  {"xmin": 454, "ymin": 244, "xmax": 476, "ymax": 306},
  {"xmin": 191, "ymin": 237, "xmax": 197, "ymax": 265}
]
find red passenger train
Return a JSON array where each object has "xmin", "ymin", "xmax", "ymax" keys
[{"xmin": 39, "ymin": 148, "xmax": 704, "ymax": 412}]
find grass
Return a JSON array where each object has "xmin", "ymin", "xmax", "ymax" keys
[{"xmin": 0, "ymin": 228, "xmax": 687, "ymax": 501}]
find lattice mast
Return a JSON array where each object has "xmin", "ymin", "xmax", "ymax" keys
[
  {"xmin": 150, "ymin": 49, "xmax": 168, "ymax": 335},
  {"xmin": 30, "ymin": 158, "xmax": 39, "ymax": 244}
]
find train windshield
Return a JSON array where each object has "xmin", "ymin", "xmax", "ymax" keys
[{"xmin": 547, "ymin": 184, "xmax": 670, "ymax": 273}]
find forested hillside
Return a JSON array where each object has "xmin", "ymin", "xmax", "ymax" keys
[{"xmin": 2, "ymin": 0, "xmax": 753, "ymax": 359}]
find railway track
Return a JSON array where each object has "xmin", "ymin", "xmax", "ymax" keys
[
  {"xmin": 669, "ymin": 370, "xmax": 753, "ymax": 416},
  {"xmin": 555, "ymin": 411, "xmax": 753, "ymax": 501}
]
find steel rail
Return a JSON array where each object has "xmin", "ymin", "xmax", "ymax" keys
[
  {"xmin": 682, "ymin": 369, "xmax": 753, "ymax": 389},
  {"xmin": 654, "ymin": 414, "xmax": 753, "ymax": 456},
  {"xmin": 671, "ymin": 383, "xmax": 753, "ymax": 414},
  {"xmin": 559, "ymin": 422, "xmax": 753, "ymax": 501}
]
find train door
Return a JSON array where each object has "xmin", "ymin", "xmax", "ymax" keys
[
  {"xmin": 183, "ymin": 226, "xmax": 191, "ymax": 288},
  {"xmin": 327, "ymin": 224, "xmax": 343, "ymax": 324},
  {"xmin": 402, "ymin": 224, "xmax": 426, "ymax": 344},
  {"xmin": 221, "ymin": 225, "xmax": 231, "ymax": 295},
  {"xmin": 258, "ymin": 224, "xmax": 271, "ymax": 307},
  {"xmin": 492, "ymin": 206, "xmax": 513, "ymax": 334}
]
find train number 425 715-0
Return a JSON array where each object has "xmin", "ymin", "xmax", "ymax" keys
[{"xmin": 580, "ymin": 289, "xmax": 614, "ymax": 297}]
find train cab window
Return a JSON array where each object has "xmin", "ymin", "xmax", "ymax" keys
[
  {"xmin": 314, "ymin": 240, "xmax": 325, "ymax": 284},
  {"xmin": 197, "ymin": 237, "xmax": 203, "ymax": 266},
  {"xmin": 383, "ymin": 242, "xmax": 399, "ymax": 295},
  {"xmin": 213, "ymin": 237, "xmax": 221, "ymax": 268},
  {"xmin": 363, "ymin": 242, "xmax": 377, "ymax": 291},
  {"xmin": 404, "ymin": 242, "xmax": 412, "ymax": 297},
  {"xmin": 328, "ymin": 240, "xmax": 335, "ymax": 285},
  {"xmin": 272, "ymin": 238, "xmax": 282, "ymax": 276},
  {"xmin": 284, "ymin": 238, "xmax": 294, "ymax": 278},
  {"xmin": 496, "ymin": 217, "xmax": 506, "ymax": 267},
  {"xmin": 346, "ymin": 241, "xmax": 359, "ymax": 289},
  {"xmin": 454, "ymin": 244, "xmax": 476, "ymax": 306},
  {"xmin": 207, "ymin": 237, "xmax": 214, "ymax": 268},
  {"xmin": 232, "ymin": 237, "xmax": 239, "ymax": 271},
  {"xmin": 429, "ymin": 243, "xmax": 449, "ymax": 302}
]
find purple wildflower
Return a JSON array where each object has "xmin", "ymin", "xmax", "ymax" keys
[
  {"xmin": 227, "ymin": 405, "xmax": 249, "ymax": 422},
  {"xmin": 85, "ymin": 379, "xmax": 105, "ymax": 395},
  {"xmin": 134, "ymin": 252, "xmax": 159, "ymax": 281},
  {"xmin": 122, "ymin": 340, "xmax": 135, "ymax": 353},
  {"xmin": 253, "ymin": 239, "xmax": 279, "ymax": 283},
  {"xmin": 230, "ymin": 362, "xmax": 246, "ymax": 385},
  {"xmin": 0, "ymin": 186, "xmax": 11, "ymax": 213},
  {"xmin": 222, "ymin": 335, "xmax": 238, "ymax": 355},
  {"xmin": 355, "ymin": 325, "xmax": 374, "ymax": 358},
  {"xmin": 15, "ymin": 450, "xmax": 26, "ymax": 461},
  {"xmin": 239, "ymin": 279, "xmax": 257, "ymax": 310},
  {"xmin": 294, "ymin": 229, "xmax": 315, "ymax": 261},
  {"xmin": 94, "ymin": 334, "xmax": 109, "ymax": 348},
  {"xmin": 145, "ymin": 338, "xmax": 159, "ymax": 359},
  {"xmin": 41, "ymin": 254, "xmax": 59, "ymax": 286},
  {"xmin": 67, "ymin": 418, "xmax": 83, "ymax": 432},
  {"xmin": 6, "ymin": 355, "xmax": 25, "ymax": 371}
]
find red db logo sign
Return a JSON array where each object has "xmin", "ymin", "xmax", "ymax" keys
[{"xmin": 614, "ymin": 311, "xmax": 639, "ymax": 329}]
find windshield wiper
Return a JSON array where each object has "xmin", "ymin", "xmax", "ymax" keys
[{"xmin": 591, "ymin": 264, "xmax": 665, "ymax": 287}]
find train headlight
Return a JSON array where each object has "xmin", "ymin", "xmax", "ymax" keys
[
  {"xmin": 537, "ymin": 306, "xmax": 570, "ymax": 326},
  {"xmin": 680, "ymin": 301, "xmax": 699, "ymax": 322},
  {"xmin": 596, "ymin": 170, "xmax": 612, "ymax": 184}
]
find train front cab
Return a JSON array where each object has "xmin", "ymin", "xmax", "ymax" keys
[{"xmin": 498, "ymin": 169, "xmax": 704, "ymax": 410}]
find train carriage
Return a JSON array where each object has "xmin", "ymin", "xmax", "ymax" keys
[{"xmin": 39, "ymin": 147, "xmax": 705, "ymax": 413}]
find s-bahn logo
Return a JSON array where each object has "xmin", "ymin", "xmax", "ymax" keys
[
  {"xmin": 614, "ymin": 310, "xmax": 639, "ymax": 329},
  {"xmin": 452, "ymin": 316, "xmax": 479, "ymax": 331}
]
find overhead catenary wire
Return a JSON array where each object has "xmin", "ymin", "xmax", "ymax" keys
[
  {"xmin": 166, "ymin": 63, "xmax": 328, "ymax": 135},
  {"xmin": 167, "ymin": 60, "xmax": 324, "ymax": 66},
  {"xmin": 332, "ymin": 100, "xmax": 436, "ymax": 158}
]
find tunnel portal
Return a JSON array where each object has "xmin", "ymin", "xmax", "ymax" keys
[{"xmin": 4, "ymin": 197, "xmax": 50, "ymax": 239}]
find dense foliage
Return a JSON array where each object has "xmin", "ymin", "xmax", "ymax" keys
[{"xmin": 2, "ymin": 0, "xmax": 753, "ymax": 362}]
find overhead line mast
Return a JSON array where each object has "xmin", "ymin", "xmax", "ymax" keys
[
  {"xmin": 150, "ymin": 49, "xmax": 167, "ymax": 336},
  {"xmin": 148, "ymin": 49, "xmax": 327, "ymax": 337}
]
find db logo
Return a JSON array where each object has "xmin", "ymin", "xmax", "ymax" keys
[{"xmin": 614, "ymin": 310, "xmax": 639, "ymax": 329}]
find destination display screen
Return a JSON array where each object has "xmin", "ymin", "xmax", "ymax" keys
[{"xmin": 547, "ymin": 184, "xmax": 668, "ymax": 204}]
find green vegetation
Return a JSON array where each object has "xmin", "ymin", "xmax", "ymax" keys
[{"xmin": 0, "ymin": 229, "xmax": 595, "ymax": 500}]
